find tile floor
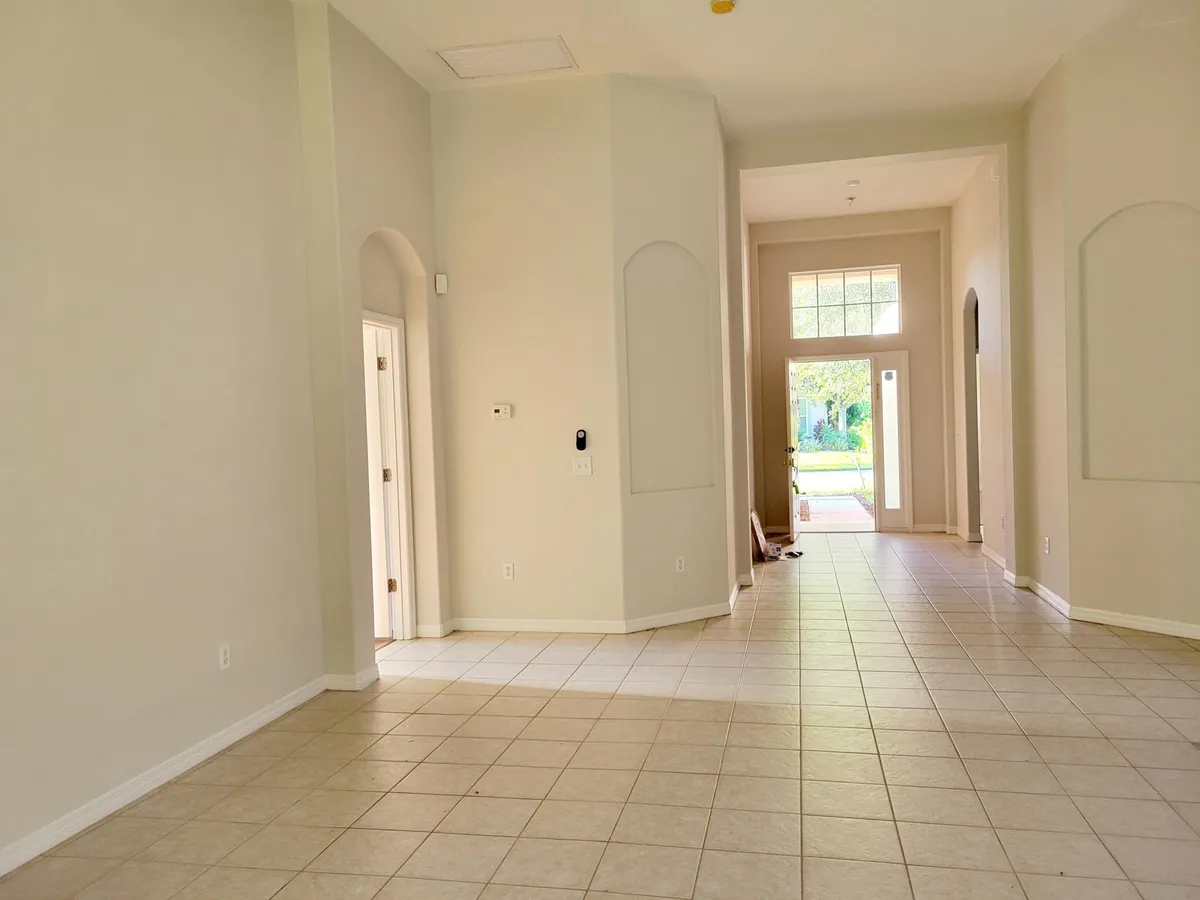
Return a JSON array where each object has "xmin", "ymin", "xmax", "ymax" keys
[{"xmin": 5, "ymin": 533, "xmax": 1200, "ymax": 899}]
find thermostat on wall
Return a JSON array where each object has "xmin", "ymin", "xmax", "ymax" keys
[
  {"xmin": 492, "ymin": 404, "xmax": 512, "ymax": 420},
  {"xmin": 435, "ymin": 273, "xmax": 448, "ymax": 295}
]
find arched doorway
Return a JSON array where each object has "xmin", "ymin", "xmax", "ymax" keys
[
  {"xmin": 962, "ymin": 289, "xmax": 982, "ymax": 540},
  {"xmin": 358, "ymin": 228, "xmax": 450, "ymax": 642}
]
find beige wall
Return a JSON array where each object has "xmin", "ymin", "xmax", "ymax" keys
[
  {"xmin": 1057, "ymin": 12, "xmax": 1200, "ymax": 627},
  {"xmin": 1022, "ymin": 68, "xmax": 1071, "ymax": 601},
  {"xmin": 0, "ymin": 0, "xmax": 323, "ymax": 855},
  {"xmin": 751, "ymin": 212, "xmax": 950, "ymax": 530},
  {"xmin": 327, "ymin": 8, "xmax": 452, "ymax": 635},
  {"xmin": 433, "ymin": 78, "xmax": 626, "ymax": 626},
  {"xmin": 950, "ymin": 158, "xmax": 1009, "ymax": 564},
  {"xmin": 610, "ymin": 78, "xmax": 731, "ymax": 620}
]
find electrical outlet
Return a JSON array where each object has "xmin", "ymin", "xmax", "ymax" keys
[
  {"xmin": 675, "ymin": 556, "xmax": 685, "ymax": 574},
  {"xmin": 1044, "ymin": 537, "xmax": 1051, "ymax": 555},
  {"xmin": 218, "ymin": 643, "xmax": 231, "ymax": 671},
  {"xmin": 1000, "ymin": 514, "xmax": 1005, "ymax": 529},
  {"xmin": 502, "ymin": 562, "xmax": 515, "ymax": 581}
]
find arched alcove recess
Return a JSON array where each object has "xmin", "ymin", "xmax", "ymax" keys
[
  {"xmin": 359, "ymin": 228, "xmax": 453, "ymax": 634},
  {"xmin": 622, "ymin": 240, "xmax": 715, "ymax": 494},
  {"xmin": 1079, "ymin": 201, "xmax": 1200, "ymax": 484},
  {"xmin": 962, "ymin": 288, "xmax": 982, "ymax": 539}
]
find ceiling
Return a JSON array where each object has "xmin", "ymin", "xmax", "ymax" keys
[
  {"xmin": 330, "ymin": 0, "xmax": 1129, "ymax": 136},
  {"xmin": 741, "ymin": 154, "xmax": 988, "ymax": 224}
]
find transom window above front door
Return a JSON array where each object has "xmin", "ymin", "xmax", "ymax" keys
[{"xmin": 790, "ymin": 266, "xmax": 901, "ymax": 339}]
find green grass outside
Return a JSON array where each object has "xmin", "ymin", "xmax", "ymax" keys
[{"xmin": 793, "ymin": 451, "xmax": 873, "ymax": 472}]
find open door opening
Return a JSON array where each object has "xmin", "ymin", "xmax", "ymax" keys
[
  {"xmin": 362, "ymin": 316, "xmax": 417, "ymax": 649},
  {"xmin": 788, "ymin": 358, "xmax": 876, "ymax": 533}
]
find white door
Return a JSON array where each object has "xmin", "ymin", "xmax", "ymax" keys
[
  {"xmin": 871, "ymin": 349, "xmax": 913, "ymax": 532},
  {"xmin": 786, "ymin": 368, "xmax": 800, "ymax": 538},
  {"xmin": 362, "ymin": 319, "xmax": 417, "ymax": 641}
]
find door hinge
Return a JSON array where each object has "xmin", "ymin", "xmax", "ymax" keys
[
  {"xmin": 377, "ymin": 356, "xmax": 387, "ymax": 371},
  {"xmin": 387, "ymin": 578, "xmax": 397, "ymax": 593},
  {"xmin": 382, "ymin": 468, "xmax": 393, "ymax": 482}
]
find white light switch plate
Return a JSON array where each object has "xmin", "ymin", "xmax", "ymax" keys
[{"xmin": 573, "ymin": 456, "xmax": 592, "ymax": 476}]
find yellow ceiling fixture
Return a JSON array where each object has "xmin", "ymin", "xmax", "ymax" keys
[{"xmin": 711, "ymin": 0, "xmax": 736, "ymax": 13}]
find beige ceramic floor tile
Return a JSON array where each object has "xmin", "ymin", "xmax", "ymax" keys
[
  {"xmin": 802, "ymin": 780, "xmax": 892, "ymax": 819},
  {"xmin": 897, "ymin": 822, "xmax": 1011, "ymax": 871},
  {"xmin": 306, "ymin": 829, "xmax": 425, "ymax": 876},
  {"xmin": 627, "ymin": 771, "xmax": 716, "ymax": 808},
  {"xmin": 74, "ymin": 860, "xmax": 206, "ymax": 900},
  {"xmin": 170, "ymin": 866, "xmax": 294, "ymax": 900},
  {"xmin": 435, "ymin": 798, "xmax": 539, "ymax": 837},
  {"xmin": 1018, "ymin": 874, "xmax": 1142, "ymax": 899},
  {"xmin": 977, "ymin": 792, "xmax": 1091, "ymax": 833},
  {"xmin": 56, "ymin": 818, "xmax": 184, "ymax": 860},
  {"xmin": 471, "ymin": 766, "xmax": 561, "ymax": 800},
  {"xmin": 802, "ymin": 858, "xmax": 913, "ymax": 900},
  {"xmin": 592, "ymin": 843, "xmax": 701, "ymax": 899},
  {"xmin": 490, "ymin": 838, "xmax": 604, "ymax": 890},
  {"xmin": 1101, "ymin": 835, "xmax": 1200, "ymax": 886},
  {"xmin": 375, "ymin": 877, "xmax": 484, "ymax": 900},
  {"xmin": 196, "ymin": 787, "xmax": 308, "ymax": 825},
  {"xmin": 996, "ymin": 829, "xmax": 1124, "ymax": 878},
  {"xmin": 275, "ymin": 791, "xmax": 383, "ymax": 827},
  {"xmin": 272, "ymin": 872, "xmax": 388, "ymax": 900},
  {"xmin": 802, "ymin": 815, "xmax": 903, "ymax": 862},
  {"xmin": 138, "ymin": 821, "xmax": 260, "ymax": 865},
  {"xmin": 0, "ymin": 857, "xmax": 121, "ymax": 899},
  {"xmin": 907, "ymin": 865, "xmax": 1024, "ymax": 899},
  {"xmin": 692, "ymin": 849, "xmax": 800, "ymax": 900},
  {"xmin": 219, "ymin": 825, "xmax": 342, "ymax": 871},
  {"xmin": 522, "ymin": 800, "xmax": 622, "ymax": 841},
  {"xmin": 610, "ymin": 803, "xmax": 708, "ymax": 848},
  {"xmin": 888, "ymin": 785, "xmax": 989, "ymax": 825},
  {"xmin": 705, "ymin": 809, "xmax": 799, "ymax": 855},
  {"xmin": 352, "ymin": 793, "xmax": 457, "ymax": 831},
  {"xmin": 397, "ymin": 834, "xmax": 514, "ymax": 883}
]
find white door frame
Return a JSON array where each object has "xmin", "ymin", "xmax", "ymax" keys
[
  {"xmin": 363, "ymin": 313, "xmax": 417, "ymax": 641},
  {"xmin": 784, "ymin": 350, "xmax": 914, "ymax": 534}
]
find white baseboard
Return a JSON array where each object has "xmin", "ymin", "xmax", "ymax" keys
[
  {"xmin": 325, "ymin": 664, "xmax": 379, "ymax": 692},
  {"xmin": 1069, "ymin": 606, "xmax": 1200, "ymax": 641},
  {"xmin": 1029, "ymin": 580, "xmax": 1070, "ymax": 617},
  {"xmin": 729, "ymin": 584, "xmax": 741, "ymax": 609},
  {"xmin": 452, "ymin": 617, "xmax": 626, "ymax": 633},
  {"xmin": 449, "ymin": 600, "xmax": 736, "ymax": 637},
  {"xmin": 737, "ymin": 574, "xmax": 755, "ymax": 587},
  {"xmin": 1004, "ymin": 570, "xmax": 1030, "ymax": 588},
  {"xmin": 980, "ymin": 545, "xmax": 1006, "ymax": 569},
  {"xmin": 0, "ymin": 676, "xmax": 326, "ymax": 877},
  {"xmin": 625, "ymin": 601, "xmax": 735, "ymax": 633},
  {"xmin": 912, "ymin": 524, "xmax": 948, "ymax": 534},
  {"xmin": 416, "ymin": 622, "xmax": 453, "ymax": 639}
]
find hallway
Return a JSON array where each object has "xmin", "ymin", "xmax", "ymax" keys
[{"xmin": 7, "ymin": 535, "xmax": 1198, "ymax": 899}]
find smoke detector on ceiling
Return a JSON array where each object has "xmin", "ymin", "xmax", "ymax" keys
[{"xmin": 437, "ymin": 36, "xmax": 576, "ymax": 79}]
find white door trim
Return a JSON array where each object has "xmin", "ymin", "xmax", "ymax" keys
[{"xmin": 363, "ymin": 313, "xmax": 417, "ymax": 641}]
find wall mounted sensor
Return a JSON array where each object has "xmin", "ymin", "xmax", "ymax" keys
[{"xmin": 576, "ymin": 430, "xmax": 587, "ymax": 451}]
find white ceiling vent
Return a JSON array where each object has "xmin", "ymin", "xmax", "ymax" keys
[{"xmin": 436, "ymin": 36, "xmax": 576, "ymax": 80}]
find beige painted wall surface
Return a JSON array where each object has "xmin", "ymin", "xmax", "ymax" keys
[
  {"xmin": 950, "ymin": 159, "xmax": 1009, "ymax": 565},
  {"xmin": 0, "ymin": 0, "xmax": 322, "ymax": 853},
  {"xmin": 1021, "ymin": 67, "xmax": 1071, "ymax": 600},
  {"xmin": 432, "ymin": 79, "xmax": 625, "ymax": 624},
  {"xmin": 752, "ymin": 216, "xmax": 949, "ymax": 530},
  {"xmin": 327, "ymin": 8, "xmax": 452, "ymax": 635},
  {"xmin": 1059, "ymin": 13, "xmax": 1200, "ymax": 626},
  {"xmin": 610, "ymin": 78, "xmax": 731, "ymax": 619}
]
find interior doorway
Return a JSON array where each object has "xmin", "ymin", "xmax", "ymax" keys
[
  {"xmin": 962, "ymin": 289, "xmax": 983, "ymax": 541},
  {"xmin": 787, "ymin": 350, "xmax": 912, "ymax": 535},
  {"xmin": 362, "ymin": 315, "xmax": 417, "ymax": 646}
]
